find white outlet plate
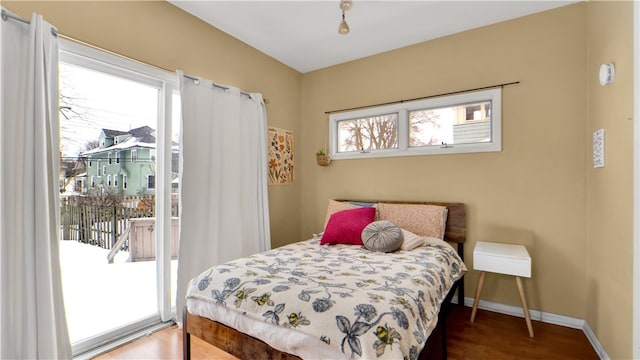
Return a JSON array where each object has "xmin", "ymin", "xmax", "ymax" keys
[{"xmin": 593, "ymin": 129, "xmax": 605, "ymax": 168}]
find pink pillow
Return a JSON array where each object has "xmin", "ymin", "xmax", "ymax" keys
[
  {"xmin": 320, "ymin": 207, "xmax": 376, "ymax": 245},
  {"xmin": 323, "ymin": 199, "xmax": 362, "ymax": 230}
]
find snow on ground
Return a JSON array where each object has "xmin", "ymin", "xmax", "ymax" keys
[{"xmin": 59, "ymin": 240, "xmax": 177, "ymax": 344}]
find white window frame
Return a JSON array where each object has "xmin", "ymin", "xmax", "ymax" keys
[
  {"xmin": 115, "ymin": 151, "xmax": 120, "ymax": 164},
  {"xmin": 97, "ymin": 160, "xmax": 101, "ymax": 176},
  {"xmin": 123, "ymin": 174, "xmax": 127, "ymax": 190},
  {"xmin": 329, "ymin": 88, "xmax": 502, "ymax": 160},
  {"xmin": 131, "ymin": 149, "xmax": 137, "ymax": 163},
  {"xmin": 107, "ymin": 175, "xmax": 112, "ymax": 187},
  {"xmin": 114, "ymin": 174, "xmax": 118, "ymax": 188},
  {"xmin": 108, "ymin": 152, "xmax": 112, "ymax": 165},
  {"xmin": 60, "ymin": 38, "xmax": 179, "ymax": 355},
  {"xmin": 150, "ymin": 149, "xmax": 156, "ymax": 162}
]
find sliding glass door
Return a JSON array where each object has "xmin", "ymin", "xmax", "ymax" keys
[{"xmin": 57, "ymin": 39, "xmax": 179, "ymax": 355}]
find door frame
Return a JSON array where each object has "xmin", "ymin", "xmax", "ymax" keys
[
  {"xmin": 59, "ymin": 38, "xmax": 178, "ymax": 356},
  {"xmin": 633, "ymin": 1, "xmax": 639, "ymax": 358}
]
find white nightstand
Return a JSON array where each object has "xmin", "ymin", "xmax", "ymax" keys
[{"xmin": 470, "ymin": 241, "xmax": 534, "ymax": 337}]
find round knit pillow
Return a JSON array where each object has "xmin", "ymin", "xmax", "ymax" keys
[{"xmin": 361, "ymin": 220, "xmax": 403, "ymax": 253}]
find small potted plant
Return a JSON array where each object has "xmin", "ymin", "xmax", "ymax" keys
[{"xmin": 316, "ymin": 149, "xmax": 331, "ymax": 166}]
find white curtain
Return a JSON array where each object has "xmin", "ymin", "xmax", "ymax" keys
[
  {"xmin": 0, "ymin": 9, "xmax": 72, "ymax": 359},
  {"xmin": 175, "ymin": 72, "xmax": 271, "ymax": 323}
]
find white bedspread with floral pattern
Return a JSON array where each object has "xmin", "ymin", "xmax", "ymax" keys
[{"xmin": 186, "ymin": 238, "xmax": 466, "ymax": 360}]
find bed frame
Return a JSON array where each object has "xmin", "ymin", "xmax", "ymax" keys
[{"xmin": 183, "ymin": 201, "xmax": 466, "ymax": 360}]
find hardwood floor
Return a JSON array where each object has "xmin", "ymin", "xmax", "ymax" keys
[
  {"xmin": 95, "ymin": 326, "xmax": 238, "ymax": 360},
  {"xmin": 422, "ymin": 305, "xmax": 599, "ymax": 360},
  {"xmin": 97, "ymin": 305, "xmax": 598, "ymax": 359}
]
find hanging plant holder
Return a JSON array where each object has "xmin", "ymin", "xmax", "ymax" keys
[{"xmin": 316, "ymin": 154, "xmax": 331, "ymax": 166}]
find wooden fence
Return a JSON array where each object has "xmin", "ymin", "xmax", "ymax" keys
[
  {"xmin": 107, "ymin": 218, "xmax": 180, "ymax": 263},
  {"xmin": 60, "ymin": 194, "xmax": 178, "ymax": 250}
]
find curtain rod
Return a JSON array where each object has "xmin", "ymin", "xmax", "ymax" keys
[
  {"xmin": 324, "ymin": 81, "xmax": 520, "ymax": 115},
  {"xmin": 2, "ymin": 9, "xmax": 58, "ymax": 36},
  {"xmin": 182, "ymin": 74, "xmax": 253, "ymax": 99},
  {"xmin": 62, "ymin": 35, "xmax": 269, "ymax": 103},
  {"xmin": 1, "ymin": 9, "xmax": 268, "ymax": 104}
]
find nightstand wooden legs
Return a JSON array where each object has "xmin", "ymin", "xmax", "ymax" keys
[
  {"xmin": 469, "ymin": 272, "xmax": 534, "ymax": 338},
  {"xmin": 515, "ymin": 276, "xmax": 534, "ymax": 337},
  {"xmin": 470, "ymin": 271, "xmax": 486, "ymax": 323}
]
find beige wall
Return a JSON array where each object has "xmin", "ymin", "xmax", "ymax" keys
[
  {"xmin": 586, "ymin": 2, "xmax": 634, "ymax": 359},
  {"xmin": 301, "ymin": 3, "xmax": 589, "ymax": 319},
  {"xmin": 3, "ymin": 1, "xmax": 303, "ymax": 249},
  {"xmin": 3, "ymin": 1, "xmax": 635, "ymax": 357}
]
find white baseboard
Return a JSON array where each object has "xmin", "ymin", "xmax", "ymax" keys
[
  {"xmin": 582, "ymin": 321, "xmax": 611, "ymax": 360},
  {"xmin": 452, "ymin": 296, "xmax": 610, "ymax": 360}
]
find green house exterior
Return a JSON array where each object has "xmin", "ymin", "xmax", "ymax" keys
[{"xmin": 82, "ymin": 126, "xmax": 157, "ymax": 196}]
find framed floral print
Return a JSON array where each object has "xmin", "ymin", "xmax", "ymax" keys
[{"xmin": 267, "ymin": 127, "xmax": 294, "ymax": 185}]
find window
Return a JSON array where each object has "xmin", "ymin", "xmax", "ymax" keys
[
  {"xmin": 329, "ymin": 88, "xmax": 501, "ymax": 159},
  {"xmin": 115, "ymin": 151, "xmax": 120, "ymax": 164},
  {"xmin": 147, "ymin": 175, "xmax": 155, "ymax": 190},
  {"xmin": 131, "ymin": 149, "xmax": 137, "ymax": 163},
  {"xmin": 59, "ymin": 37, "xmax": 179, "ymax": 355},
  {"xmin": 336, "ymin": 113, "xmax": 398, "ymax": 152},
  {"xmin": 150, "ymin": 149, "xmax": 156, "ymax": 162}
]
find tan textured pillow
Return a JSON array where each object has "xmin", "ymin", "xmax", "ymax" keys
[
  {"xmin": 377, "ymin": 203, "xmax": 448, "ymax": 239},
  {"xmin": 323, "ymin": 200, "xmax": 362, "ymax": 230},
  {"xmin": 400, "ymin": 229, "xmax": 426, "ymax": 250}
]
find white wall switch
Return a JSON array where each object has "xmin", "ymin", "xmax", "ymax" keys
[{"xmin": 593, "ymin": 129, "xmax": 605, "ymax": 168}]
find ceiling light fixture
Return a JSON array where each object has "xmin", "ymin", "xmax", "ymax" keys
[{"xmin": 339, "ymin": 0, "xmax": 352, "ymax": 35}]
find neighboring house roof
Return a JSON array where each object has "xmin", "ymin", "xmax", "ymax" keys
[
  {"xmin": 82, "ymin": 126, "xmax": 157, "ymax": 156},
  {"xmin": 128, "ymin": 125, "xmax": 154, "ymax": 138},
  {"xmin": 101, "ymin": 129, "xmax": 128, "ymax": 138}
]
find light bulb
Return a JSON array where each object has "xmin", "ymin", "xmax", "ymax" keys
[
  {"xmin": 338, "ymin": 12, "xmax": 349, "ymax": 34},
  {"xmin": 338, "ymin": 20, "xmax": 350, "ymax": 34}
]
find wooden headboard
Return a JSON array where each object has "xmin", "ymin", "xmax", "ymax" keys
[{"xmin": 336, "ymin": 200, "xmax": 467, "ymax": 244}]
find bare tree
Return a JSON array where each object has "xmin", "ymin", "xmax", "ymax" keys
[
  {"xmin": 82, "ymin": 139, "xmax": 100, "ymax": 152},
  {"xmin": 409, "ymin": 110, "xmax": 441, "ymax": 146},
  {"xmin": 83, "ymin": 188, "xmax": 125, "ymax": 207},
  {"xmin": 58, "ymin": 65, "xmax": 95, "ymax": 193},
  {"xmin": 338, "ymin": 109, "xmax": 441, "ymax": 152},
  {"xmin": 59, "ymin": 65, "xmax": 91, "ymax": 122},
  {"xmin": 340, "ymin": 115, "xmax": 398, "ymax": 151}
]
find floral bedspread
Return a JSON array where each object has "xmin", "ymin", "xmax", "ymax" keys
[{"xmin": 186, "ymin": 238, "xmax": 466, "ymax": 360}]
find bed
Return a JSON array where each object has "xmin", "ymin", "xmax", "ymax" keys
[{"xmin": 183, "ymin": 200, "xmax": 467, "ymax": 360}]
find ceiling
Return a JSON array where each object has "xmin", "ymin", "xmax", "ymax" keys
[{"xmin": 169, "ymin": 1, "xmax": 578, "ymax": 73}]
